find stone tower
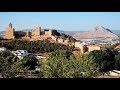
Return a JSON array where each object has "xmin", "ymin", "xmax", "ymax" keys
[
  {"xmin": 31, "ymin": 27, "xmax": 41, "ymax": 39},
  {"xmin": 35, "ymin": 27, "xmax": 41, "ymax": 36},
  {"xmin": 5, "ymin": 23, "xmax": 15, "ymax": 39},
  {"xmin": 44, "ymin": 29, "xmax": 53, "ymax": 36},
  {"xmin": 49, "ymin": 30, "xmax": 52, "ymax": 36},
  {"xmin": 32, "ymin": 27, "xmax": 41, "ymax": 36}
]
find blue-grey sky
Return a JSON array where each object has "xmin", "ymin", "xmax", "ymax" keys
[{"xmin": 0, "ymin": 12, "xmax": 120, "ymax": 31}]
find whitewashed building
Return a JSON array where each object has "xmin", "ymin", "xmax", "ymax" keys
[{"xmin": 11, "ymin": 50, "xmax": 29, "ymax": 59}]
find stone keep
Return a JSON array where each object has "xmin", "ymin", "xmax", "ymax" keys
[{"xmin": 5, "ymin": 23, "xmax": 15, "ymax": 39}]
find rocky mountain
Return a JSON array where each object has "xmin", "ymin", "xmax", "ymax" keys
[{"xmin": 72, "ymin": 26, "xmax": 119, "ymax": 40}]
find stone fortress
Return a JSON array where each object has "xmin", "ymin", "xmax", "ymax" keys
[
  {"xmin": 5, "ymin": 23, "xmax": 71, "ymax": 44},
  {"xmin": 5, "ymin": 23, "xmax": 101, "ymax": 54}
]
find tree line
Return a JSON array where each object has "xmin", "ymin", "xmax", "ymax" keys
[{"xmin": 0, "ymin": 40, "xmax": 75, "ymax": 53}]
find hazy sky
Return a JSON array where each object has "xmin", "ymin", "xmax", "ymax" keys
[{"xmin": 0, "ymin": 12, "xmax": 120, "ymax": 31}]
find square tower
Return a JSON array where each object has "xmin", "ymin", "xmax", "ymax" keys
[
  {"xmin": 44, "ymin": 29, "xmax": 53, "ymax": 36},
  {"xmin": 5, "ymin": 23, "xmax": 15, "ymax": 39},
  {"xmin": 32, "ymin": 27, "xmax": 41, "ymax": 36}
]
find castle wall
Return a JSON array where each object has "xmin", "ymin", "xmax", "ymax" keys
[
  {"xmin": 22, "ymin": 37, "xmax": 31, "ymax": 41},
  {"xmin": 25, "ymin": 31, "xmax": 31, "ymax": 37},
  {"xmin": 21, "ymin": 31, "xmax": 31, "ymax": 40},
  {"xmin": 88, "ymin": 45, "xmax": 101, "ymax": 52},
  {"xmin": 74, "ymin": 42, "xmax": 101, "ymax": 53}
]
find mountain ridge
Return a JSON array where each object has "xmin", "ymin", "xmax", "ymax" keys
[{"xmin": 72, "ymin": 26, "xmax": 119, "ymax": 40}]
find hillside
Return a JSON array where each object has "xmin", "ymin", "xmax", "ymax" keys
[{"xmin": 72, "ymin": 26, "xmax": 119, "ymax": 40}]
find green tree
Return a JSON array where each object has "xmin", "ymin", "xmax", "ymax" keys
[
  {"xmin": 88, "ymin": 49, "xmax": 115, "ymax": 72},
  {"xmin": 0, "ymin": 51, "xmax": 28, "ymax": 78},
  {"xmin": 49, "ymin": 50, "xmax": 72, "ymax": 59},
  {"xmin": 21, "ymin": 55, "xmax": 38, "ymax": 70},
  {"xmin": 37, "ymin": 50, "xmax": 100, "ymax": 78}
]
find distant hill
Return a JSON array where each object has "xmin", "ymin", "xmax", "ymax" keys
[
  {"xmin": 19, "ymin": 29, "xmax": 34, "ymax": 32},
  {"xmin": 72, "ymin": 26, "xmax": 119, "ymax": 40},
  {"xmin": 58, "ymin": 30, "xmax": 120, "ymax": 36},
  {"xmin": 0, "ymin": 31, "xmax": 5, "ymax": 35},
  {"xmin": 112, "ymin": 30, "xmax": 120, "ymax": 36},
  {"xmin": 57, "ymin": 30, "xmax": 84, "ymax": 35}
]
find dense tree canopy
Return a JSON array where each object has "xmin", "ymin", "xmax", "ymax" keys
[{"xmin": 0, "ymin": 40, "xmax": 75, "ymax": 53}]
